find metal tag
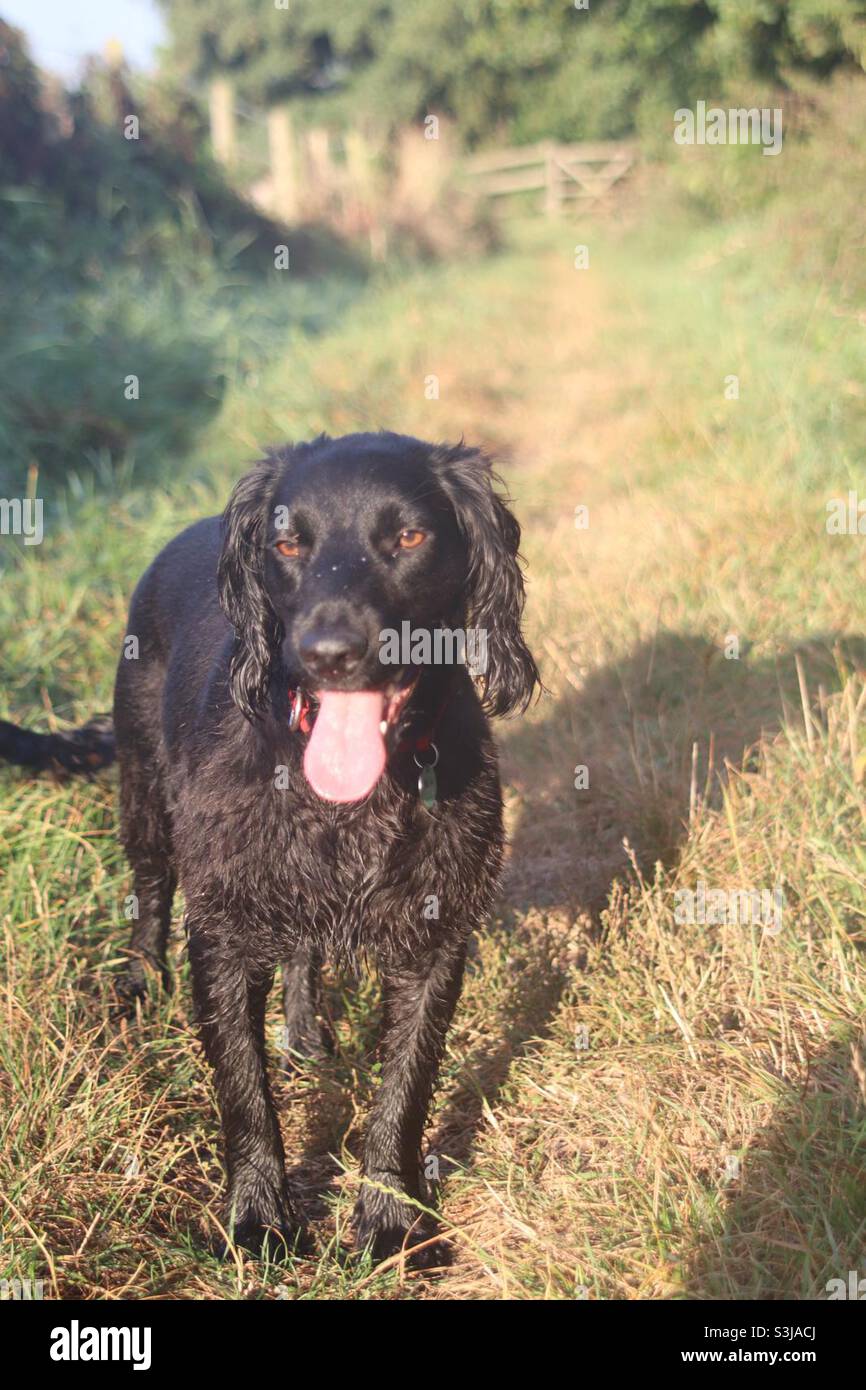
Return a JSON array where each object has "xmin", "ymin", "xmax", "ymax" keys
[{"xmin": 417, "ymin": 765, "xmax": 438, "ymax": 811}]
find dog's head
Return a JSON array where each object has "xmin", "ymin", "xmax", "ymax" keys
[{"xmin": 218, "ymin": 431, "xmax": 539, "ymax": 801}]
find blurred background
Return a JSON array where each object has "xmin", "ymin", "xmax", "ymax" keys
[{"xmin": 1, "ymin": 1, "xmax": 865, "ymax": 498}]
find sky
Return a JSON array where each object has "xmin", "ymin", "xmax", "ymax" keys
[{"xmin": 2, "ymin": 0, "xmax": 165, "ymax": 81}]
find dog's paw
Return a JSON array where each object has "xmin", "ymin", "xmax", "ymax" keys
[
  {"xmin": 216, "ymin": 1178, "xmax": 308, "ymax": 1267},
  {"xmin": 353, "ymin": 1181, "xmax": 450, "ymax": 1271},
  {"xmin": 279, "ymin": 1021, "xmax": 333, "ymax": 1073},
  {"xmin": 116, "ymin": 956, "xmax": 171, "ymax": 1011},
  {"xmin": 218, "ymin": 1219, "xmax": 307, "ymax": 1263},
  {"xmin": 218, "ymin": 1208, "xmax": 307, "ymax": 1262},
  {"xmin": 116, "ymin": 963, "xmax": 148, "ymax": 1003}
]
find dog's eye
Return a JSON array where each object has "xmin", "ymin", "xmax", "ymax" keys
[
  {"xmin": 275, "ymin": 537, "xmax": 301, "ymax": 558},
  {"xmin": 397, "ymin": 529, "xmax": 426, "ymax": 551}
]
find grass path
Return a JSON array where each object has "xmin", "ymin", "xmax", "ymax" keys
[{"xmin": 1, "ymin": 221, "xmax": 864, "ymax": 1299}]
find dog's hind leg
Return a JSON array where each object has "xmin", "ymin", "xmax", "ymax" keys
[
  {"xmin": 280, "ymin": 945, "xmax": 331, "ymax": 1066},
  {"xmin": 116, "ymin": 748, "xmax": 176, "ymax": 1000}
]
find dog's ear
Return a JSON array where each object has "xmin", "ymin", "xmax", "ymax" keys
[
  {"xmin": 432, "ymin": 443, "xmax": 540, "ymax": 717},
  {"xmin": 218, "ymin": 457, "xmax": 283, "ymax": 720}
]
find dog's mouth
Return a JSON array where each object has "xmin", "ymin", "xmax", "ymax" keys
[{"xmin": 303, "ymin": 669, "xmax": 418, "ymax": 804}]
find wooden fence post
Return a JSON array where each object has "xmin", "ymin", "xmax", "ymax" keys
[
  {"xmin": 267, "ymin": 105, "xmax": 299, "ymax": 221},
  {"xmin": 344, "ymin": 129, "xmax": 376, "ymax": 201},
  {"xmin": 305, "ymin": 127, "xmax": 334, "ymax": 210},
  {"xmin": 209, "ymin": 76, "xmax": 236, "ymax": 168}
]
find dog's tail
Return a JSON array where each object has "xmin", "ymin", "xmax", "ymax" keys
[{"xmin": 0, "ymin": 714, "xmax": 115, "ymax": 775}]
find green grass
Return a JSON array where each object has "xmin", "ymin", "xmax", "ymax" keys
[{"xmin": 2, "ymin": 122, "xmax": 866, "ymax": 1297}]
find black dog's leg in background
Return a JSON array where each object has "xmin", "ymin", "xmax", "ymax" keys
[
  {"xmin": 281, "ymin": 945, "xmax": 331, "ymax": 1066},
  {"xmin": 124, "ymin": 860, "xmax": 176, "ymax": 998},
  {"xmin": 188, "ymin": 925, "xmax": 301, "ymax": 1255},
  {"xmin": 354, "ymin": 936, "xmax": 469, "ymax": 1265},
  {"xmin": 117, "ymin": 751, "xmax": 175, "ymax": 999}
]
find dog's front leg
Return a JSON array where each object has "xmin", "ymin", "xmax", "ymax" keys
[
  {"xmin": 354, "ymin": 937, "xmax": 468, "ymax": 1265},
  {"xmin": 188, "ymin": 925, "xmax": 301, "ymax": 1257}
]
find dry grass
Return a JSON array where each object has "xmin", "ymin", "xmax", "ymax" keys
[{"xmin": 1, "ymin": 193, "xmax": 864, "ymax": 1298}]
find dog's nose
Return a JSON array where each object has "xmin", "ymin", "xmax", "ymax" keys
[{"xmin": 298, "ymin": 625, "xmax": 369, "ymax": 681}]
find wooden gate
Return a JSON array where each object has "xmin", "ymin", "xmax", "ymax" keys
[{"xmin": 463, "ymin": 140, "xmax": 636, "ymax": 214}]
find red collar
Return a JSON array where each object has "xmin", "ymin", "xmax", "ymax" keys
[
  {"xmin": 395, "ymin": 689, "xmax": 450, "ymax": 754},
  {"xmin": 287, "ymin": 688, "xmax": 316, "ymax": 735}
]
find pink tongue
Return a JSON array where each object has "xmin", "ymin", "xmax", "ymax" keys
[{"xmin": 303, "ymin": 690, "xmax": 387, "ymax": 803}]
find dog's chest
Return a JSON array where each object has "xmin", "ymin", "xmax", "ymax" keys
[
  {"xmin": 271, "ymin": 792, "xmax": 463, "ymax": 957},
  {"xmin": 180, "ymin": 776, "xmax": 459, "ymax": 955},
  {"xmin": 174, "ymin": 740, "xmax": 503, "ymax": 960}
]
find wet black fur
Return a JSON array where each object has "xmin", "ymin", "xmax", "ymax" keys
[{"xmin": 1, "ymin": 431, "xmax": 540, "ymax": 1264}]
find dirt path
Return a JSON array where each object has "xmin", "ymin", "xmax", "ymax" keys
[{"xmin": 407, "ymin": 247, "xmax": 667, "ymax": 925}]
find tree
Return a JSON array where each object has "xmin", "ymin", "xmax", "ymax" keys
[
  {"xmin": 159, "ymin": 0, "xmax": 866, "ymax": 146},
  {"xmin": 159, "ymin": 0, "xmax": 387, "ymax": 107}
]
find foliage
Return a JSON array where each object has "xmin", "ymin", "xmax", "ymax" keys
[
  {"xmin": 160, "ymin": 0, "xmax": 866, "ymax": 143},
  {"xmin": 0, "ymin": 23, "xmax": 364, "ymax": 496}
]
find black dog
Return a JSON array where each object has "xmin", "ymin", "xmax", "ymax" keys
[{"xmin": 0, "ymin": 431, "xmax": 539, "ymax": 1262}]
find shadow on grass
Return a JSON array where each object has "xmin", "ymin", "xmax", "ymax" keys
[
  {"xmin": 500, "ymin": 629, "xmax": 866, "ymax": 922},
  {"xmin": 428, "ymin": 919, "xmax": 569, "ymax": 1182},
  {"xmin": 684, "ymin": 1032, "xmax": 866, "ymax": 1300},
  {"xmin": 424, "ymin": 631, "xmax": 865, "ymax": 1220}
]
